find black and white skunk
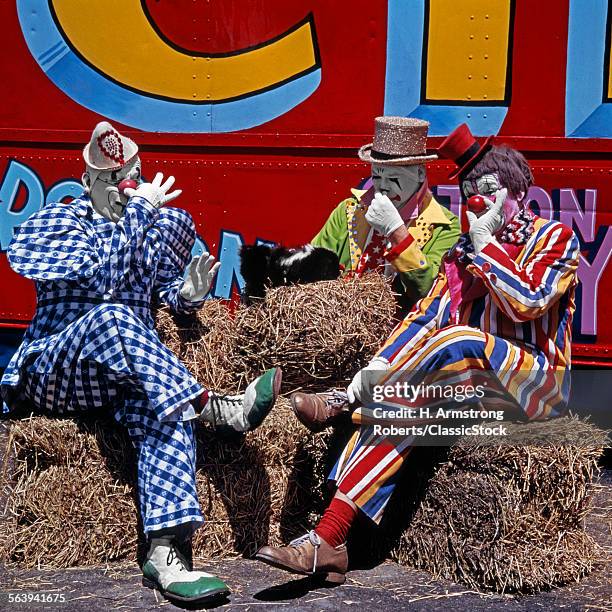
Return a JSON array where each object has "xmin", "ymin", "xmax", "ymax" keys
[{"xmin": 240, "ymin": 243, "xmax": 341, "ymax": 302}]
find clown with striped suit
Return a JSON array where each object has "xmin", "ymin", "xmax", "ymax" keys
[{"xmin": 255, "ymin": 123, "xmax": 580, "ymax": 585}]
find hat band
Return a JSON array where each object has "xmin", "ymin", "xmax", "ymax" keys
[
  {"xmin": 455, "ymin": 141, "xmax": 481, "ymax": 169},
  {"xmin": 370, "ymin": 148, "xmax": 425, "ymax": 160}
]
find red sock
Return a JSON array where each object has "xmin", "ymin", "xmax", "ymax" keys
[{"xmin": 315, "ymin": 497, "xmax": 358, "ymax": 547}]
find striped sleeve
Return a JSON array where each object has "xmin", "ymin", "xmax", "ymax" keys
[
  {"xmin": 376, "ymin": 270, "xmax": 451, "ymax": 363},
  {"xmin": 467, "ymin": 221, "xmax": 580, "ymax": 322}
]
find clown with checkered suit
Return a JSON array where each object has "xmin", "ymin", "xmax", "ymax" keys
[{"xmin": 1, "ymin": 122, "xmax": 282, "ymax": 605}]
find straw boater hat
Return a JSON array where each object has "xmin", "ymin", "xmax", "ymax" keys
[
  {"xmin": 437, "ymin": 123, "xmax": 494, "ymax": 180},
  {"xmin": 83, "ymin": 121, "xmax": 138, "ymax": 171},
  {"xmin": 358, "ymin": 116, "xmax": 438, "ymax": 166}
]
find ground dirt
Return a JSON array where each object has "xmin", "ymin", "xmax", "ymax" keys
[{"xmin": 0, "ymin": 470, "xmax": 610, "ymax": 611}]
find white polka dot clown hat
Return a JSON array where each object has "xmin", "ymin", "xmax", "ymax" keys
[{"xmin": 83, "ymin": 121, "xmax": 139, "ymax": 171}]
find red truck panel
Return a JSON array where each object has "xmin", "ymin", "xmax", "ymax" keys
[{"xmin": 2, "ymin": 0, "xmax": 612, "ymax": 365}]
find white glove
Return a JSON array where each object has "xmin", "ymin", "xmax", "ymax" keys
[
  {"xmin": 124, "ymin": 172, "xmax": 182, "ymax": 209},
  {"xmin": 365, "ymin": 193, "xmax": 405, "ymax": 237},
  {"xmin": 466, "ymin": 188, "xmax": 507, "ymax": 255},
  {"xmin": 179, "ymin": 253, "xmax": 221, "ymax": 302},
  {"xmin": 347, "ymin": 356, "xmax": 390, "ymax": 404}
]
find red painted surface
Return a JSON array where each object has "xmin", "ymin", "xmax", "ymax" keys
[
  {"xmin": 1, "ymin": 0, "xmax": 386, "ymax": 140},
  {"xmin": 1, "ymin": 0, "xmax": 612, "ymax": 366},
  {"xmin": 500, "ymin": 0, "xmax": 569, "ymax": 137}
]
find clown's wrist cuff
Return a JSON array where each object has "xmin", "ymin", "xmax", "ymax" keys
[
  {"xmin": 386, "ymin": 218, "xmax": 405, "ymax": 237},
  {"xmin": 384, "ymin": 233, "xmax": 415, "ymax": 261},
  {"xmin": 126, "ymin": 196, "xmax": 159, "ymax": 219},
  {"xmin": 177, "ymin": 291, "xmax": 206, "ymax": 311},
  {"xmin": 470, "ymin": 230, "xmax": 495, "ymax": 255},
  {"xmin": 480, "ymin": 237, "xmax": 504, "ymax": 256}
]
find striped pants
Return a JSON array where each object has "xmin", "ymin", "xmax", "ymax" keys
[{"xmin": 329, "ymin": 325, "xmax": 566, "ymax": 523}]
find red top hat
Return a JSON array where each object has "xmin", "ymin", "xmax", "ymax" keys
[{"xmin": 438, "ymin": 123, "xmax": 494, "ymax": 180}]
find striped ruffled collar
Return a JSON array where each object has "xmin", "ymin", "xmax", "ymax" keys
[{"xmin": 452, "ymin": 207, "xmax": 536, "ymax": 263}]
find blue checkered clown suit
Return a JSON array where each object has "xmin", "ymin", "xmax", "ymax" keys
[{"xmin": 1, "ymin": 194, "xmax": 212, "ymax": 534}]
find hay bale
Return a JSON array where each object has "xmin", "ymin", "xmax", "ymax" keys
[
  {"xmin": 156, "ymin": 272, "xmax": 397, "ymax": 393},
  {"xmin": 0, "ymin": 275, "xmax": 607, "ymax": 594},
  {"xmin": 156, "ymin": 299, "xmax": 239, "ymax": 393},
  {"xmin": 0, "ymin": 399, "xmax": 334, "ymax": 569},
  {"xmin": 231, "ymin": 274, "xmax": 397, "ymax": 391},
  {"xmin": 391, "ymin": 418, "xmax": 608, "ymax": 593},
  {"xmin": 1, "ymin": 411, "xmax": 605, "ymax": 595},
  {"xmin": 0, "ymin": 417, "xmax": 138, "ymax": 567}
]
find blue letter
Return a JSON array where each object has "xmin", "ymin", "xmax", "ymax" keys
[
  {"xmin": 213, "ymin": 231, "xmax": 246, "ymax": 299},
  {"xmin": 46, "ymin": 180, "xmax": 84, "ymax": 205},
  {"xmin": 0, "ymin": 160, "xmax": 44, "ymax": 251}
]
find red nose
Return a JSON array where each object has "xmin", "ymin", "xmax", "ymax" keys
[
  {"xmin": 467, "ymin": 195, "xmax": 488, "ymax": 215},
  {"xmin": 118, "ymin": 178, "xmax": 137, "ymax": 194}
]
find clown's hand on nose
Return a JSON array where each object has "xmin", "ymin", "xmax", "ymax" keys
[
  {"xmin": 466, "ymin": 188, "xmax": 507, "ymax": 255},
  {"xmin": 365, "ymin": 192, "xmax": 405, "ymax": 237},
  {"xmin": 123, "ymin": 172, "xmax": 182, "ymax": 209},
  {"xmin": 179, "ymin": 253, "xmax": 221, "ymax": 302}
]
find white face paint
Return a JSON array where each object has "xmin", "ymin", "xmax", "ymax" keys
[
  {"xmin": 462, "ymin": 172, "xmax": 522, "ymax": 225},
  {"xmin": 83, "ymin": 157, "xmax": 141, "ymax": 222},
  {"xmin": 370, "ymin": 164, "xmax": 424, "ymax": 208},
  {"xmin": 461, "ymin": 173, "xmax": 500, "ymax": 200}
]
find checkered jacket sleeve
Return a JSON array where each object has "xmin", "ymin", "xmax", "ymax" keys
[
  {"xmin": 153, "ymin": 207, "xmax": 205, "ymax": 314},
  {"xmin": 467, "ymin": 221, "xmax": 580, "ymax": 322},
  {"xmin": 7, "ymin": 197, "xmax": 159, "ymax": 296}
]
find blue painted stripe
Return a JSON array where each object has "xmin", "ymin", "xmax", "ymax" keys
[
  {"xmin": 566, "ymin": 0, "xmax": 612, "ymax": 137},
  {"xmin": 40, "ymin": 44, "xmax": 69, "ymax": 70},
  {"xmin": 384, "ymin": 0, "xmax": 508, "ymax": 136},
  {"xmin": 18, "ymin": 0, "xmax": 321, "ymax": 133},
  {"xmin": 38, "ymin": 40, "xmax": 64, "ymax": 62}
]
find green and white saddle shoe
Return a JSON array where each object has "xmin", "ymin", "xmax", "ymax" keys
[
  {"xmin": 200, "ymin": 367, "xmax": 282, "ymax": 434},
  {"xmin": 142, "ymin": 536, "xmax": 230, "ymax": 604}
]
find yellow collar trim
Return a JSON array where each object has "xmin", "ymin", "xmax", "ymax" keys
[
  {"xmin": 418, "ymin": 197, "xmax": 452, "ymax": 225},
  {"xmin": 350, "ymin": 188, "xmax": 369, "ymax": 202}
]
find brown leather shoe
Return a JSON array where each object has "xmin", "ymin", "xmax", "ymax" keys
[
  {"xmin": 291, "ymin": 390, "xmax": 350, "ymax": 433},
  {"xmin": 255, "ymin": 531, "xmax": 348, "ymax": 584}
]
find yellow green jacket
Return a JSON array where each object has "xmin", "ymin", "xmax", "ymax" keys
[{"xmin": 312, "ymin": 187, "xmax": 461, "ymax": 308}]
